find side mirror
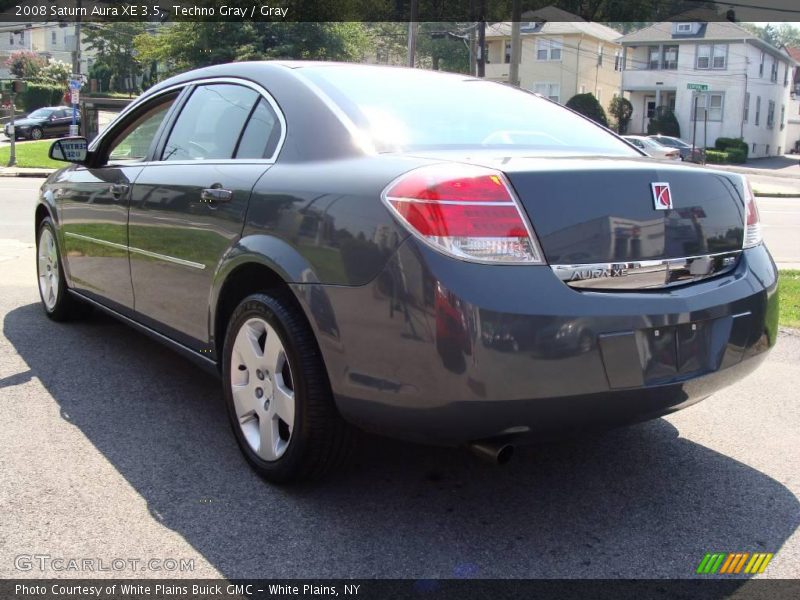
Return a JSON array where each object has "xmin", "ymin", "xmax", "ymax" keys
[{"xmin": 50, "ymin": 137, "xmax": 88, "ymax": 164}]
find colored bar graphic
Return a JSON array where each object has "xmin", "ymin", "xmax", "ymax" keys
[{"xmin": 698, "ymin": 552, "xmax": 773, "ymax": 575}]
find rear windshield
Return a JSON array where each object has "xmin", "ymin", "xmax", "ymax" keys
[{"xmin": 301, "ymin": 66, "xmax": 638, "ymax": 156}]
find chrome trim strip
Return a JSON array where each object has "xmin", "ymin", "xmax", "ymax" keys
[
  {"xmin": 65, "ymin": 232, "xmax": 206, "ymax": 271},
  {"xmin": 89, "ymin": 76, "xmax": 287, "ymax": 164},
  {"xmin": 551, "ymin": 250, "xmax": 741, "ymax": 290}
]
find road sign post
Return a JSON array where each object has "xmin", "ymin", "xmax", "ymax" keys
[
  {"xmin": 69, "ymin": 79, "xmax": 81, "ymax": 136},
  {"xmin": 688, "ymin": 83, "xmax": 709, "ymax": 164}
]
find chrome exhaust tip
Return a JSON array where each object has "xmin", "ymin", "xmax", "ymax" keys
[{"xmin": 469, "ymin": 440, "xmax": 514, "ymax": 465}]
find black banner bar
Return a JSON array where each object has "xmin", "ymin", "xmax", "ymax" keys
[
  {"xmin": 1, "ymin": 0, "xmax": 800, "ymax": 23},
  {"xmin": 3, "ymin": 579, "xmax": 800, "ymax": 600}
]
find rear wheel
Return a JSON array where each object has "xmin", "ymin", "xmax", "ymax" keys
[
  {"xmin": 222, "ymin": 292, "xmax": 353, "ymax": 482},
  {"xmin": 36, "ymin": 218, "xmax": 84, "ymax": 321},
  {"xmin": 30, "ymin": 126, "xmax": 43, "ymax": 140}
]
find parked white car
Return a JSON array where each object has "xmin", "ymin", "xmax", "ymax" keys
[{"xmin": 623, "ymin": 135, "xmax": 681, "ymax": 160}]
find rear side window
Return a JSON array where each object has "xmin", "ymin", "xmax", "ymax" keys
[
  {"xmin": 162, "ymin": 84, "xmax": 258, "ymax": 161},
  {"xmin": 235, "ymin": 98, "xmax": 281, "ymax": 159}
]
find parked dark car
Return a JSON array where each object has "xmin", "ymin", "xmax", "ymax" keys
[
  {"xmin": 35, "ymin": 62, "xmax": 778, "ymax": 482},
  {"xmin": 649, "ymin": 134, "xmax": 704, "ymax": 162},
  {"xmin": 4, "ymin": 106, "xmax": 80, "ymax": 140}
]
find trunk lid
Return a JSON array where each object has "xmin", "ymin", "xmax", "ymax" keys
[{"xmin": 496, "ymin": 156, "xmax": 744, "ymax": 266}]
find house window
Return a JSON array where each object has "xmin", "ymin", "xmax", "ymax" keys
[
  {"xmin": 696, "ymin": 45, "xmax": 711, "ymax": 69},
  {"xmin": 743, "ymin": 92, "xmax": 750, "ymax": 122},
  {"xmin": 532, "ymin": 82, "xmax": 560, "ymax": 103},
  {"xmin": 51, "ymin": 31, "xmax": 56, "ymax": 44},
  {"xmin": 770, "ymin": 59, "xmax": 778, "ymax": 82},
  {"xmin": 614, "ymin": 51, "xmax": 622, "ymax": 71},
  {"xmin": 662, "ymin": 45, "xmax": 678, "ymax": 69},
  {"xmin": 8, "ymin": 33, "xmax": 12, "ymax": 45},
  {"xmin": 780, "ymin": 104, "xmax": 785, "ymax": 128},
  {"xmin": 676, "ymin": 23, "xmax": 692, "ymax": 33},
  {"xmin": 504, "ymin": 41, "xmax": 511, "ymax": 64},
  {"xmin": 693, "ymin": 92, "xmax": 724, "ymax": 121},
  {"xmin": 698, "ymin": 44, "xmax": 727, "ymax": 69},
  {"xmin": 648, "ymin": 46, "xmax": 660, "ymax": 70},
  {"xmin": 766, "ymin": 144, "xmax": 770, "ymax": 155},
  {"xmin": 712, "ymin": 45, "xmax": 727, "ymax": 69},
  {"xmin": 598, "ymin": 44, "xmax": 604, "ymax": 67},
  {"xmin": 766, "ymin": 100, "xmax": 775, "ymax": 128},
  {"xmin": 759, "ymin": 52, "xmax": 764, "ymax": 77},
  {"xmin": 536, "ymin": 38, "xmax": 562, "ymax": 61},
  {"xmin": 19, "ymin": 31, "xmax": 24, "ymax": 44},
  {"xmin": 755, "ymin": 96, "xmax": 761, "ymax": 125},
  {"xmin": 752, "ymin": 143, "xmax": 756, "ymax": 153}
]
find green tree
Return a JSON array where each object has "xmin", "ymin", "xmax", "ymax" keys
[
  {"xmin": 83, "ymin": 22, "xmax": 148, "ymax": 92},
  {"xmin": 609, "ymin": 96, "xmax": 633, "ymax": 134},
  {"xmin": 135, "ymin": 22, "xmax": 371, "ymax": 79},
  {"xmin": 565, "ymin": 93, "xmax": 609, "ymax": 127}
]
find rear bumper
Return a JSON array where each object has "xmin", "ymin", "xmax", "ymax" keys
[{"xmin": 294, "ymin": 241, "xmax": 779, "ymax": 445}]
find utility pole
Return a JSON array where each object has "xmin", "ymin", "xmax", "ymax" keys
[
  {"xmin": 509, "ymin": 0, "xmax": 521, "ymax": 87},
  {"xmin": 72, "ymin": 0, "xmax": 82, "ymax": 76},
  {"xmin": 7, "ymin": 91, "xmax": 16, "ymax": 167},
  {"xmin": 407, "ymin": 0, "xmax": 418, "ymax": 68}
]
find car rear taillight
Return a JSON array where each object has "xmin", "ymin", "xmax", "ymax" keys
[
  {"xmin": 742, "ymin": 176, "xmax": 762, "ymax": 248},
  {"xmin": 382, "ymin": 164, "xmax": 544, "ymax": 263}
]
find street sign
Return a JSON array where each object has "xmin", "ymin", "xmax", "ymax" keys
[
  {"xmin": 687, "ymin": 82, "xmax": 709, "ymax": 91},
  {"xmin": 69, "ymin": 79, "xmax": 82, "ymax": 90},
  {"xmin": 70, "ymin": 90, "xmax": 80, "ymax": 104}
]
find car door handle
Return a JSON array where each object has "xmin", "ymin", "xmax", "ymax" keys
[
  {"xmin": 109, "ymin": 184, "xmax": 129, "ymax": 198},
  {"xmin": 200, "ymin": 187, "xmax": 233, "ymax": 204}
]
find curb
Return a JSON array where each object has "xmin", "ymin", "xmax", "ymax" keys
[{"xmin": 753, "ymin": 191, "xmax": 799, "ymax": 198}]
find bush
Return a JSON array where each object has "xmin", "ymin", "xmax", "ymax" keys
[
  {"xmin": 704, "ymin": 149, "xmax": 745, "ymax": 164},
  {"xmin": 715, "ymin": 137, "xmax": 748, "ymax": 158},
  {"xmin": 705, "ymin": 150, "xmax": 728, "ymax": 164},
  {"xmin": 726, "ymin": 148, "xmax": 747, "ymax": 163},
  {"xmin": 646, "ymin": 106, "xmax": 681, "ymax": 137},
  {"xmin": 609, "ymin": 96, "xmax": 633, "ymax": 134},
  {"xmin": 19, "ymin": 83, "xmax": 65, "ymax": 112},
  {"xmin": 565, "ymin": 93, "xmax": 609, "ymax": 128}
]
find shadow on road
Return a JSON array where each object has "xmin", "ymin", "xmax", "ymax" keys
[{"xmin": 4, "ymin": 302, "xmax": 799, "ymax": 579}]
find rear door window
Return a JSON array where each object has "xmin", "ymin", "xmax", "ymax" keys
[
  {"xmin": 162, "ymin": 84, "xmax": 258, "ymax": 161},
  {"xmin": 235, "ymin": 98, "xmax": 281, "ymax": 159}
]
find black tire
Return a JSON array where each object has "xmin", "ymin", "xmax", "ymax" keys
[
  {"xmin": 30, "ymin": 127, "xmax": 43, "ymax": 140},
  {"xmin": 36, "ymin": 217, "xmax": 85, "ymax": 321},
  {"xmin": 222, "ymin": 291, "xmax": 354, "ymax": 483}
]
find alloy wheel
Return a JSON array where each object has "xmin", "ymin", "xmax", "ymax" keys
[
  {"xmin": 230, "ymin": 317, "xmax": 295, "ymax": 461},
  {"xmin": 37, "ymin": 227, "xmax": 59, "ymax": 311}
]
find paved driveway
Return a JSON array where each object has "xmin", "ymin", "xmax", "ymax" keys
[{"xmin": 0, "ymin": 178, "xmax": 798, "ymax": 580}]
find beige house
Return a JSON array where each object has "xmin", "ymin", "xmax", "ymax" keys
[{"xmin": 484, "ymin": 18, "xmax": 623, "ymax": 108}]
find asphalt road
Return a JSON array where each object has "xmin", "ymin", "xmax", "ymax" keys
[{"xmin": 1, "ymin": 178, "xmax": 798, "ymax": 580}]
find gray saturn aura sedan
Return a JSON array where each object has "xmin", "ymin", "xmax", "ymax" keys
[{"xmin": 36, "ymin": 62, "xmax": 778, "ymax": 481}]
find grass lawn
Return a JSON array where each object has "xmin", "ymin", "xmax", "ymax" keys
[
  {"xmin": 0, "ymin": 140, "xmax": 64, "ymax": 169},
  {"xmin": 779, "ymin": 270, "xmax": 800, "ymax": 329}
]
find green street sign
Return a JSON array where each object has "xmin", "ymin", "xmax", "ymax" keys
[{"xmin": 687, "ymin": 82, "xmax": 709, "ymax": 91}]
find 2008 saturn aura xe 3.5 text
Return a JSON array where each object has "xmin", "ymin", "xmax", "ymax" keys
[{"xmin": 35, "ymin": 62, "xmax": 778, "ymax": 482}]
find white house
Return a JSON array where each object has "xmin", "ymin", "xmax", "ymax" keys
[
  {"xmin": 786, "ymin": 47, "xmax": 800, "ymax": 153},
  {"xmin": 484, "ymin": 15, "xmax": 623, "ymax": 108},
  {"xmin": 1, "ymin": 22, "xmax": 96, "ymax": 80},
  {"xmin": 619, "ymin": 21, "xmax": 796, "ymax": 157}
]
